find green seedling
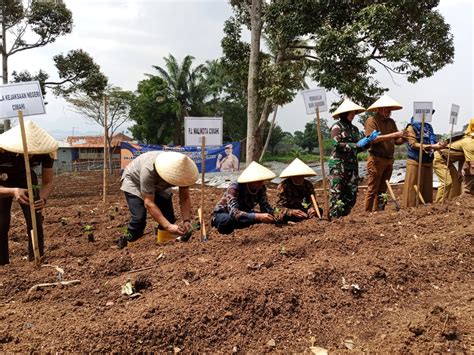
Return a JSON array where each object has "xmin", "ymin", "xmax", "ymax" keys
[
  {"xmin": 379, "ymin": 192, "xmax": 390, "ymax": 205},
  {"xmin": 83, "ymin": 225, "xmax": 94, "ymax": 242},
  {"xmin": 178, "ymin": 222, "xmax": 200, "ymax": 242},
  {"xmin": 60, "ymin": 217, "xmax": 68, "ymax": 226},
  {"xmin": 301, "ymin": 198, "xmax": 311, "ymax": 209},
  {"xmin": 334, "ymin": 199, "xmax": 345, "ymax": 213}
]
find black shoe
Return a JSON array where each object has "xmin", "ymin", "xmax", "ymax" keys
[{"xmin": 117, "ymin": 236, "xmax": 128, "ymax": 250}]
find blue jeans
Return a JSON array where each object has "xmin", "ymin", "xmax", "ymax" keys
[
  {"xmin": 124, "ymin": 192, "xmax": 175, "ymax": 241},
  {"xmin": 211, "ymin": 212, "xmax": 255, "ymax": 235}
]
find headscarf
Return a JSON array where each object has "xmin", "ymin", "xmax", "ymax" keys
[
  {"xmin": 465, "ymin": 118, "xmax": 474, "ymax": 135},
  {"xmin": 410, "ymin": 117, "xmax": 437, "ymax": 145}
]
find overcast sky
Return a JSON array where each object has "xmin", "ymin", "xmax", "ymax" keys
[{"xmin": 6, "ymin": 0, "xmax": 474, "ymax": 138}]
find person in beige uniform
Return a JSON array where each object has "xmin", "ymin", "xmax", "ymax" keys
[
  {"xmin": 433, "ymin": 134, "xmax": 465, "ymax": 202},
  {"xmin": 216, "ymin": 144, "xmax": 239, "ymax": 172},
  {"xmin": 453, "ymin": 118, "xmax": 474, "ymax": 194},
  {"xmin": 364, "ymin": 95, "xmax": 408, "ymax": 211}
]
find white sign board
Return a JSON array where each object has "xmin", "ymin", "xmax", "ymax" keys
[
  {"xmin": 185, "ymin": 117, "xmax": 223, "ymax": 146},
  {"xmin": 0, "ymin": 81, "xmax": 45, "ymax": 119},
  {"xmin": 302, "ymin": 88, "xmax": 327, "ymax": 115},
  {"xmin": 449, "ymin": 104, "xmax": 459, "ymax": 125},
  {"xmin": 413, "ymin": 101, "xmax": 433, "ymax": 123}
]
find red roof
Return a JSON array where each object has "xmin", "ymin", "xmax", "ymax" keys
[{"xmin": 66, "ymin": 133, "xmax": 133, "ymax": 148}]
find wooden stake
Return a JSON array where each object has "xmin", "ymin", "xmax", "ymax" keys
[
  {"xmin": 315, "ymin": 106, "xmax": 329, "ymax": 220},
  {"xmin": 310, "ymin": 194, "xmax": 322, "ymax": 219},
  {"xmin": 442, "ymin": 122, "xmax": 455, "ymax": 203},
  {"xmin": 103, "ymin": 94, "xmax": 108, "ymax": 204},
  {"xmin": 415, "ymin": 113, "xmax": 425, "ymax": 207},
  {"xmin": 413, "ymin": 185, "xmax": 426, "ymax": 204},
  {"xmin": 200, "ymin": 136, "xmax": 207, "ymax": 242},
  {"xmin": 385, "ymin": 180, "xmax": 401, "ymax": 211},
  {"xmin": 18, "ymin": 111, "xmax": 41, "ymax": 265}
]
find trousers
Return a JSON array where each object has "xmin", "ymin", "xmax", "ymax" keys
[{"xmin": 364, "ymin": 155, "xmax": 394, "ymax": 212}]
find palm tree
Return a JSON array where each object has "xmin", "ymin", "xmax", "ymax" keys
[{"xmin": 150, "ymin": 54, "xmax": 208, "ymax": 145}]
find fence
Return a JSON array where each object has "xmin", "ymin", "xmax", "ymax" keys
[{"xmin": 53, "ymin": 160, "xmax": 122, "ymax": 175}]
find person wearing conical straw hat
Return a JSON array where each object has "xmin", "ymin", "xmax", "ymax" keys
[
  {"xmin": 211, "ymin": 161, "xmax": 276, "ymax": 234},
  {"xmin": 118, "ymin": 151, "xmax": 199, "ymax": 248},
  {"xmin": 329, "ymin": 99, "xmax": 379, "ymax": 218},
  {"xmin": 401, "ymin": 112, "xmax": 446, "ymax": 208},
  {"xmin": 364, "ymin": 94, "xmax": 408, "ymax": 212},
  {"xmin": 275, "ymin": 158, "xmax": 322, "ymax": 222},
  {"xmin": 0, "ymin": 121, "xmax": 58, "ymax": 265}
]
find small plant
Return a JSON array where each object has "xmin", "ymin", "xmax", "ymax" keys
[
  {"xmin": 279, "ymin": 243, "xmax": 287, "ymax": 255},
  {"xmin": 60, "ymin": 217, "xmax": 68, "ymax": 226},
  {"xmin": 379, "ymin": 193, "xmax": 390, "ymax": 205},
  {"xmin": 301, "ymin": 198, "xmax": 311, "ymax": 209},
  {"xmin": 83, "ymin": 225, "xmax": 94, "ymax": 242},
  {"xmin": 178, "ymin": 222, "xmax": 201, "ymax": 242},
  {"xmin": 290, "ymin": 147, "xmax": 303, "ymax": 158},
  {"xmin": 334, "ymin": 199, "xmax": 345, "ymax": 213}
]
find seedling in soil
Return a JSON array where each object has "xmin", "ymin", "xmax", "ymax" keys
[
  {"xmin": 177, "ymin": 222, "xmax": 200, "ymax": 242},
  {"xmin": 301, "ymin": 198, "xmax": 311, "ymax": 209},
  {"xmin": 380, "ymin": 193, "xmax": 390, "ymax": 205},
  {"xmin": 279, "ymin": 243, "xmax": 288, "ymax": 255},
  {"xmin": 60, "ymin": 217, "xmax": 68, "ymax": 226},
  {"xmin": 334, "ymin": 199, "xmax": 345, "ymax": 214},
  {"xmin": 83, "ymin": 225, "xmax": 95, "ymax": 242}
]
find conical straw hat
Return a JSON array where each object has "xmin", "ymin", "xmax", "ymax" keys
[
  {"xmin": 332, "ymin": 99, "xmax": 365, "ymax": 119},
  {"xmin": 0, "ymin": 120, "xmax": 58, "ymax": 154},
  {"xmin": 154, "ymin": 151, "xmax": 199, "ymax": 187},
  {"xmin": 367, "ymin": 94, "xmax": 403, "ymax": 112},
  {"xmin": 279, "ymin": 158, "xmax": 316, "ymax": 178},
  {"xmin": 237, "ymin": 161, "xmax": 276, "ymax": 183}
]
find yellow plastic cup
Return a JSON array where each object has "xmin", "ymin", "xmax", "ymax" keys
[{"xmin": 157, "ymin": 229, "xmax": 175, "ymax": 244}]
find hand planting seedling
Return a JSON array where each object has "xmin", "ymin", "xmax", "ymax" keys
[
  {"xmin": 177, "ymin": 222, "xmax": 200, "ymax": 242},
  {"xmin": 83, "ymin": 225, "xmax": 94, "ymax": 242}
]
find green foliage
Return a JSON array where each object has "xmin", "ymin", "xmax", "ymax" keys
[
  {"xmin": 293, "ymin": 121, "xmax": 330, "ymax": 152},
  {"xmin": 301, "ymin": 198, "xmax": 310, "ymax": 209}
]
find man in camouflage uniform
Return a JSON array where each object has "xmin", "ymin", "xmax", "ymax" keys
[
  {"xmin": 276, "ymin": 158, "xmax": 320, "ymax": 222},
  {"xmin": 329, "ymin": 100, "xmax": 378, "ymax": 218}
]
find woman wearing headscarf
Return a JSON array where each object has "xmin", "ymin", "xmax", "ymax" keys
[
  {"xmin": 329, "ymin": 99, "xmax": 379, "ymax": 217},
  {"xmin": 0, "ymin": 121, "xmax": 57, "ymax": 265},
  {"xmin": 276, "ymin": 158, "xmax": 321, "ymax": 222},
  {"xmin": 402, "ymin": 114, "xmax": 446, "ymax": 207},
  {"xmin": 211, "ymin": 161, "xmax": 276, "ymax": 234},
  {"xmin": 449, "ymin": 118, "xmax": 474, "ymax": 195}
]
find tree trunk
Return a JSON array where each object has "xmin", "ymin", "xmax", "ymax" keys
[
  {"xmin": 246, "ymin": 0, "xmax": 263, "ymax": 164},
  {"xmin": 259, "ymin": 105, "xmax": 278, "ymax": 162},
  {"xmin": 1, "ymin": 10, "xmax": 11, "ymax": 131}
]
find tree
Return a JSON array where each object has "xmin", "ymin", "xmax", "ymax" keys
[
  {"xmin": 66, "ymin": 86, "xmax": 134, "ymax": 167},
  {"xmin": 293, "ymin": 120, "xmax": 330, "ymax": 153},
  {"xmin": 225, "ymin": 1, "xmax": 454, "ymax": 161},
  {"xmin": 129, "ymin": 76, "xmax": 177, "ymax": 144},
  {"xmin": 150, "ymin": 54, "xmax": 212, "ymax": 145},
  {"xmin": 11, "ymin": 49, "xmax": 108, "ymax": 99}
]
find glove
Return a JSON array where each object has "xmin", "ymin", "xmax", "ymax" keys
[
  {"xmin": 356, "ymin": 136, "xmax": 371, "ymax": 148},
  {"xmin": 368, "ymin": 130, "xmax": 381, "ymax": 142}
]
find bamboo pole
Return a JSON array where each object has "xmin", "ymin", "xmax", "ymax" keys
[
  {"xmin": 315, "ymin": 106, "xmax": 329, "ymax": 220},
  {"xmin": 415, "ymin": 113, "xmax": 425, "ymax": 207},
  {"xmin": 18, "ymin": 111, "xmax": 41, "ymax": 265},
  {"xmin": 200, "ymin": 136, "xmax": 208, "ymax": 242},
  {"xmin": 103, "ymin": 94, "xmax": 108, "ymax": 204},
  {"xmin": 442, "ymin": 122, "xmax": 455, "ymax": 203}
]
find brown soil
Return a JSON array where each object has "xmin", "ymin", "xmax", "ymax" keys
[{"xmin": 0, "ymin": 172, "xmax": 472, "ymax": 353}]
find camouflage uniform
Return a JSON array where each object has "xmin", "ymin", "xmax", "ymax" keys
[
  {"xmin": 329, "ymin": 120, "xmax": 363, "ymax": 218},
  {"xmin": 276, "ymin": 178, "xmax": 316, "ymax": 222}
]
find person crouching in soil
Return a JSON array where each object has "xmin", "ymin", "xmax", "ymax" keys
[
  {"xmin": 275, "ymin": 158, "xmax": 322, "ymax": 222},
  {"xmin": 0, "ymin": 121, "xmax": 57, "ymax": 265},
  {"xmin": 118, "ymin": 151, "xmax": 199, "ymax": 248},
  {"xmin": 211, "ymin": 161, "xmax": 276, "ymax": 234}
]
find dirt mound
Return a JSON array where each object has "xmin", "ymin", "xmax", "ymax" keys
[{"xmin": 0, "ymin": 172, "xmax": 472, "ymax": 352}]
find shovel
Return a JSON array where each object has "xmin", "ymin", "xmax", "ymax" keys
[
  {"xmin": 385, "ymin": 180, "xmax": 401, "ymax": 211},
  {"xmin": 310, "ymin": 194, "xmax": 322, "ymax": 219}
]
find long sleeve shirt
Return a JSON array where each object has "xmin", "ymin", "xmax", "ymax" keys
[
  {"xmin": 330, "ymin": 119, "xmax": 364, "ymax": 168},
  {"xmin": 276, "ymin": 178, "xmax": 315, "ymax": 219},
  {"xmin": 212, "ymin": 182, "xmax": 273, "ymax": 223}
]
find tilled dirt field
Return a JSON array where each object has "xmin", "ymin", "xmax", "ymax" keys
[{"xmin": 0, "ymin": 172, "xmax": 473, "ymax": 353}]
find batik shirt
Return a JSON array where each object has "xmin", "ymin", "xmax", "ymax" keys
[
  {"xmin": 330, "ymin": 120, "xmax": 364, "ymax": 169},
  {"xmin": 276, "ymin": 178, "xmax": 315, "ymax": 219},
  {"xmin": 212, "ymin": 182, "xmax": 273, "ymax": 223}
]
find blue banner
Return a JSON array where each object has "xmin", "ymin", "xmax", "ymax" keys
[{"xmin": 120, "ymin": 141, "xmax": 241, "ymax": 173}]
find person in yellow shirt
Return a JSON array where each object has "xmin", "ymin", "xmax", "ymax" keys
[{"xmin": 452, "ymin": 118, "xmax": 474, "ymax": 195}]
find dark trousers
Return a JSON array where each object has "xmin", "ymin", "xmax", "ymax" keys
[
  {"xmin": 0, "ymin": 197, "xmax": 45, "ymax": 265},
  {"xmin": 211, "ymin": 212, "xmax": 255, "ymax": 235},
  {"xmin": 124, "ymin": 192, "xmax": 176, "ymax": 241}
]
